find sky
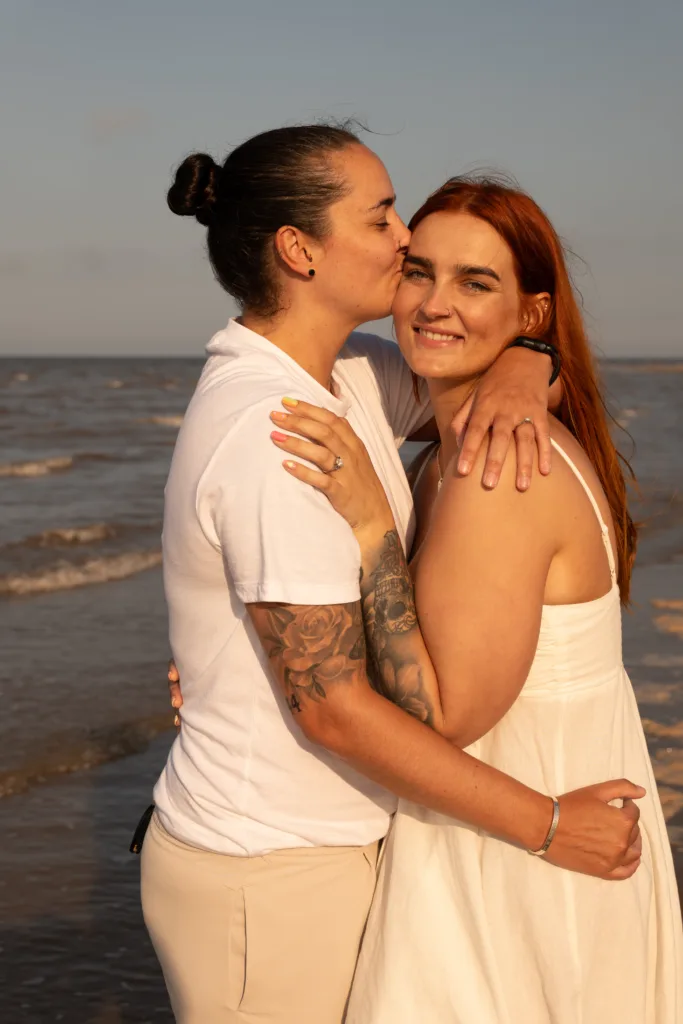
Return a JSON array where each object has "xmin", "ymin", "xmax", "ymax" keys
[{"xmin": 1, "ymin": 0, "xmax": 682, "ymax": 358}]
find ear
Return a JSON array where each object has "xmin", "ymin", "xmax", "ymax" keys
[
  {"xmin": 274, "ymin": 225, "xmax": 321, "ymax": 279},
  {"xmin": 521, "ymin": 292, "xmax": 551, "ymax": 335}
]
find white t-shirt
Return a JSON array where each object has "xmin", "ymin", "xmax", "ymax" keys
[{"xmin": 153, "ymin": 318, "xmax": 431, "ymax": 855}]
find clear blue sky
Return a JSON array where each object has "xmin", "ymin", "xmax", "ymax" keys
[{"xmin": 2, "ymin": 0, "xmax": 681, "ymax": 357}]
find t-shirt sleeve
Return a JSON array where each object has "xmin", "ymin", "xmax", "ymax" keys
[
  {"xmin": 196, "ymin": 399, "xmax": 362, "ymax": 606},
  {"xmin": 349, "ymin": 333, "xmax": 433, "ymax": 447}
]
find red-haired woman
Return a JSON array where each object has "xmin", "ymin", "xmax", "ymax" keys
[{"xmin": 272, "ymin": 177, "xmax": 683, "ymax": 1021}]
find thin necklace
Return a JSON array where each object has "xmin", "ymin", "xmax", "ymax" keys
[{"xmin": 435, "ymin": 443, "xmax": 444, "ymax": 489}]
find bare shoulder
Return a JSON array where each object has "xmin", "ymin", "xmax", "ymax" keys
[{"xmin": 436, "ymin": 421, "xmax": 612, "ymax": 554}]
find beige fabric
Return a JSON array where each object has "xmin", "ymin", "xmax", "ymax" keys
[{"xmin": 141, "ymin": 814, "xmax": 378, "ymax": 1023}]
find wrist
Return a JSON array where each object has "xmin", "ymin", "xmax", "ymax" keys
[
  {"xmin": 508, "ymin": 336, "xmax": 561, "ymax": 386},
  {"xmin": 515, "ymin": 791, "xmax": 557, "ymax": 851}
]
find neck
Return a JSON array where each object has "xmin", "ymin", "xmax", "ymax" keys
[
  {"xmin": 428, "ymin": 376, "xmax": 480, "ymax": 469},
  {"xmin": 241, "ymin": 296, "xmax": 359, "ymax": 390}
]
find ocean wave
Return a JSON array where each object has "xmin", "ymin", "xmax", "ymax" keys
[
  {"xmin": 0, "ymin": 455, "xmax": 74, "ymax": 477},
  {"xmin": 0, "ymin": 451, "xmax": 116, "ymax": 478},
  {"xmin": 0, "ymin": 549, "xmax": 162, "ymax": 597},
  {"xmin": 0, "ymin": 712, "xmax": 173, "ymax": 799},
  {"xmin": 640, "ymin": 654, "xmax": 683, "ymax": 668},
  {"xmin": 4, "ymin": 522, "xmax": 118, "ymax": 550},
  {"xmin": 138, "ymin": 414, "xmax": 184, "ymax": 427}
]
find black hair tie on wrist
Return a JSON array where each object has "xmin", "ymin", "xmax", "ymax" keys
[{"xmin": 509, "ymin": 336, "xmax": 561, "ymax": 387}]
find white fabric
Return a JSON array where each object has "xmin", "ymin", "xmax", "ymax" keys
[
  {"xmin": 346, "ymin": 439, "xmax": 683, "ymax": 1023},
  {"xmin": 154, "ymin": 319, "xmax": 431, "ymax": 856}
]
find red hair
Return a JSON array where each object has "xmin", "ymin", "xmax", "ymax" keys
[{"xmin": 409, "ymin": 175, "xmax": 637, "ymax": 602}]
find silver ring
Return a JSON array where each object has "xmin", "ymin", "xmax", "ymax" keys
[
  {"xmin": 326, "ymin": 455, "xmax": 344, "ymax": 473},
  {"xmin": 516, "ymin": 417, "xmax": 534, "ymax": 428}
]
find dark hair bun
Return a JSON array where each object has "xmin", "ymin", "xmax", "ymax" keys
[{"xmin": 167, "ymin": 153, "xmax": 220, "ymax": 226}]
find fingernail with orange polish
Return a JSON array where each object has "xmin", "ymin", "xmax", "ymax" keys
[{"xmin": 282, "ymin": 397, "xmax": 299, "ymax": 407}]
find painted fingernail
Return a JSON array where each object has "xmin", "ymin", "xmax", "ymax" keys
[
  {"xmin": 271, "ymin": 431, "xmax": 288, "ymax": 442},
  {"xmin": 174, "ymin": 714, "xmax": 180, "ymax": 728},
  {"xmin": 282, "ymin": 397, "xmax": 299, "ymax": 407},
  {"xmin": 271, "ymin": 410, "xmax": 286, "ymax": 420},
  {"xmin": 171, "ymin": 697, "xmax": 181, "ymax": 708},
  {"xmin": 483, "ymin": 472, "xmax": 496, "ymax": 488},
  {"xmin": 283, "ymin": 460, "xmax": 297, "ymax": 469},
  {"xmin": 458, "ymin": 459, "xmax": 471, "ymax": 474}
]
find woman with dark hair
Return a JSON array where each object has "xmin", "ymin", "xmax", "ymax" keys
[
  {"xmin": 274, "ymin": 176, "xmax": 683, "ymax": 1022},
  {"xmin": 141, "ymin": 127, "xmax": 644, "ymax": 1024}
]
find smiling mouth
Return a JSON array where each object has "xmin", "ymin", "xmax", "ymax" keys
[{"xmin": 413, "ymin": 326, "xmax": 464, "ymax": 346}]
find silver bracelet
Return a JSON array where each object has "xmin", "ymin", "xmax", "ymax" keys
[{"xmin": 528, "ymin": 797, "xmax": 560, "ymax": 856}]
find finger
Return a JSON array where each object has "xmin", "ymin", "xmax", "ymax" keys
[
  {"xmin": 456, "ymin": 409, "xmax": 492, "ymax": 476},
  {"xmin": 169, "ymin": 682, "xmax": 183, "ymax": 709},
  {"xmin": 174, "ymin": 712, "xmax": 181, "ymax": 731},
  {"xmin": 481, "ymin": 422, "xmax": 514, "ymax": 489},
  {"xmin": 281, "ymin": 398, "xmax": 338, "ymax": 425},
  {"xmin": 591, "ymin": 779, "xmax": 647, "ymax": 804},
  {"xmin": 513, "ymin": 423, "xmax": 536, "ymax": 492},
  {"xmin": 167, "ymin": 659, "xmax": 178, "ymax": 682},
  {"xmin": 451, "ymin": 392, "xmax": 475, "ymax": 446},
  {"xmin": 628, "ymin": 832, "xmax": 643, "ymax": 859},
  {"xmin": 534, "ymin": 411, "xmax": 553, "ymax": 475},
  {"xmin": 270, "ymin": 411, "xmax": 344, "ymax": 451},
  {"xmin": 282, "ymin": 459, "xmax": 333, "ymax": 494},
  {"xmin": 606, "ymin": 858, "xmax": 641, "ymax": 881},
  {"xmin": 620, "ymin": 798, "xmax": 641, "ymax": 823},
  {"xmin": 271, "ymin": 431, "xmax": 337, "ymax": 472}
]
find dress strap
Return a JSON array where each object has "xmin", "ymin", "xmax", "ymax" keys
[{"xmin": 549, "ymin": 438, "xmax": 617, "ymax": 582}]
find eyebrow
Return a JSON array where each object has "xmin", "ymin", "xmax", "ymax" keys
[
  {"xmin": 403, "ymin": 254, "xmax": 501, "ymax": 282},
  {"xmin": 368, "ymin": 194, "xmax": 396, "ymax": 212},
  {"xmin": 456, "ymin": 263, "xmax": 501, "ymax": 282}
]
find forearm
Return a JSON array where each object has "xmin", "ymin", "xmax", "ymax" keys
[
  {"xmin": 356, "ymin": 523, "xmax": 444, "ymax": 731},
  {"xmin": 318, "ymin": 682, "xmax": 552, "ymax": 850}
]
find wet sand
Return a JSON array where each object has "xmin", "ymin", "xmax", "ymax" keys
[{"xmin": 0, "ymin": 734, "xmax": 173, "ymax": 1023}]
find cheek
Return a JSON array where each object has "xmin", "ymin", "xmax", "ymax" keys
[
  {"xmin": 462, "ymin": 294, "xmax": 521, "ymax": 347},
  {"xmin": 391, "ymin": 283, "xmax": 418, "ymax": 331}
]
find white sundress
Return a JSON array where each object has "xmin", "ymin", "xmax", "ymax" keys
[{"xmin": 346, "ymin": 439, "xmax": 683, "ymax": 1024}]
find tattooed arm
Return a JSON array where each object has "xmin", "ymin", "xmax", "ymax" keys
[
  {"xmin": 247, "ymin": 597, "xmax": 550, "ymax": 846},
  {"xmin": 246, "ymin": 598, "xmax": 642, "ymax": 880},
  {"xmin": 358, "ymin": 529, "xmax": 443, "ymax": 731}
]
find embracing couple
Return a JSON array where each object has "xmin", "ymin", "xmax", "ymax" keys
[{"xmin": 136, "ymin": 123, "xmax": 682, "ymax": 1022}]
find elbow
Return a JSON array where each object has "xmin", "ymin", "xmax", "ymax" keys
[
  {"xmin": 295, "ymin": 697, "xmax": 358, "ymax": 755},
  {"xmin": 439, "ymin": 706, "xmax": 483, "ymax": 749}
]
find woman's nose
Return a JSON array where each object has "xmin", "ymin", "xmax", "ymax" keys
[
  {"xmin": 395, "ymin": 214, "xmax": 411, "ymax": 252},
  {"xmin": 421, "ymin": 289, "xmax": 454, "ymax": 321}
]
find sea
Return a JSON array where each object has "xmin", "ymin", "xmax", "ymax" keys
[{"xmin": 1, "ymin": 356, "xmax": 682, "ymax": 1022}]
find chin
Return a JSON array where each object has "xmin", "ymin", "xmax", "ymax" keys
[{"xmin": 403, "ymin": 349, "xmax": 463, "ymax": 380}]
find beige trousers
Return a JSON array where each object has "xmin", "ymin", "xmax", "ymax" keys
[{"xmin": 141, "ymin": 814, "xmax": 379, "ymax": 1024}]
